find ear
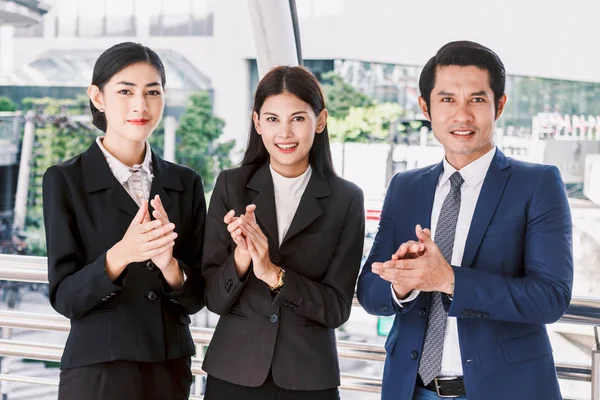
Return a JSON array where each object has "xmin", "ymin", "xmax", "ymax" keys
[
  {"xmin": 495, "ymin": 94, "xmax": 508, "ymax": 121},
  {"xmin": 418, "ymin": 96, "xmax": 431, "ymax": 121},
  {"xmin": 87, "ymin": 85, "xmax": 104, "ymax": 111},
  {"xmin": 316, "ymin": 108, "xmax": 329, "ymax": 134},
  {"xmin": 252, "ymin": 111, "xmax": 262, "ymax": 135}
]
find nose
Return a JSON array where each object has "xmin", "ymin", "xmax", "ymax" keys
[
  {"xmin": 453, "ymin": 102, "xmax": 474, "ymax": 124},
  {"xmin": 279, "ymin": 120, "xmax": 293, "ymax": 138},
  {"xmin": 131, "ymin": 93, "xmax": 149, "ymax": 115}
]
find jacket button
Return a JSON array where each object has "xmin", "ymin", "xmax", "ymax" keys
[
  {"xmin": 469, "ymin": 310, "xmax": 476, "ymax": 317},
  {"xmin": 461, "ymin": 309, "xmax": 469, "ymax": 316},
  {"xmin": 482, "ymin": 312, "xmax": 489, "ymax": 318},
  {"xmin": 419, "ymin": 308, "xmax": 426, "ymax": 317},
  {"xmin": 147, "ymin": 291, "xmax": 158, "ymax": 301},
  {"xmin": 269, "ymin": 313, "xmax": 279, "ymax": 323},
  {"xmin": 146, "ymin": 261, "xmax": 156, "ymax": 271},
  {"xmin": 410, "ymin": 351, "xmax": 419, "ymax": 360},
  {"xmin": 380, "ymin": 305, "xmax": 389, "ymax": 313},
  {"xmin": 475, "ymin": 311, "xmax": 482, "ymax": 318}
]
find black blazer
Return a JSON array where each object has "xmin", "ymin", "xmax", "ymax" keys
[
  {"xmin": 201, "ymin": 163, "xmax": 365, "ymax": 391},
  {"xmin": 43, "ymin": 142, "xmax": 206, "ymax": 370}
]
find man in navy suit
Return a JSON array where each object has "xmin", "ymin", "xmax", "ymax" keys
[{"xmin": 357, "ymin": 41, "xmax": 573, "ymax": 400}]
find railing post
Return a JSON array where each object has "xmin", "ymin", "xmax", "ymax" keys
[{"xmin": 592, "ymin": 326, "xmax": 600, "ymax": 399}]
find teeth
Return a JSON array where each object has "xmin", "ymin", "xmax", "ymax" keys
[
  {"xmin": 452, "ymin": 131, "xmax": 473, "ymax": 135},
  {"xmin": 277, "ymin": 143, "xmax": 298, "ymax": 149}
]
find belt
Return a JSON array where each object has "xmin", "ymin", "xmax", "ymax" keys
[{"xmin": 417, "ymin": 376, "xmax": 466, "ymax": 398}]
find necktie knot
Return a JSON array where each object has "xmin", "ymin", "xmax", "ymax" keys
[{"xmin": 449, "ymin": 172, "xmax": 464, "ymax": 189}]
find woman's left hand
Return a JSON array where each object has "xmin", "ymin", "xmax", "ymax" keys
[
  {"xmin": 240, "ymin": 211, "xmax": 280, "ymax": 287},
  {"xmin": 150, "ymin": 195, "xmax": 184, "ymax": 288}
]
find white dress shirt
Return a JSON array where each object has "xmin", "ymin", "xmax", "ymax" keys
[
  {"xmin": 96, "ymin": 137, "xmax": 154, "ymax": 207},
  {"xmin": 269, "ymin": 164, "xmax": 312, "ymax": 245},
  {"xmin": 392, "ymin": 146, "xmax": 496, "ymax": 376}
]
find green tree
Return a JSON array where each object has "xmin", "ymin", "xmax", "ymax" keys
[
  {"xmin": 172, "ymin": 92, "xmax": 235, "ymax": 191},
  {"xmin": 322, "ymin": 72, "xmax": 375, "ymax": 119},
  {"xmin": 328, "ymin": 103, "xmax": 405, "ymax": 143},
  {"xmin": 0, "ymin": 96, "xmax": 17, "ymax": 112},
  {"xmin": 22, "ymin": 97, "xmax": 97, "ymax": 255}
]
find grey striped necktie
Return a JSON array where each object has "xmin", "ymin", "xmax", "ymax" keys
[{"xmin": 418, "ymin": 171, "xmax": 464, "ymax": 385}]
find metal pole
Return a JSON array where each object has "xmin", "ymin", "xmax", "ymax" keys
[
  {"xmin": 163, "ymin": 115, "xmax": 177, "ymax": 162},
  {"xmin": 247, "ymin": 0, "xmax": 300, "ymax": 78},
  {"xmin": 592, "ymin": 326, "xmax": 600, "ymax": 399},
  {"xmin": 13, "ymin": 111, "xmax": 35, "ymax": 234}
]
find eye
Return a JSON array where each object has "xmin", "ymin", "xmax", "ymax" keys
[
  {"xmin": 118, "ymin": 89, "xmax": 132, "ymax": 95},
  {"xmin": 292, "ymin": 116, "xmax": 305, "ymax": 122},
  {"xmin": 472, "ymin": 97, "xmax": 485, "ymax": 103},
  {"xmin": 266, "ymin": 117, "xmax": 278, "ymax": 122},
  {"xmin": 147, "ymin": 90, "xmax": 162, "ymax": 96},
  {"xmin": 441, "ymin": 97, "xmax": 453, "ymax": 102}
]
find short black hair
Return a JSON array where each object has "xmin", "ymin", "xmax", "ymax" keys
[
  {"xmin": 418, "ymin": 41, "xmax": 506, "ymax": 115},
  {"xmin": 90, "ymin": 42, "xmax": 166, "ymax": 132}
]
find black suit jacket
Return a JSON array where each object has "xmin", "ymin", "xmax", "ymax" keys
[
  {"xmin": 43, "ymin": 142, "xmax": 206, "ymax": 369},
  {"xmin": 201, "ymin": 163, "xmax": 365, "ymax": 391}
]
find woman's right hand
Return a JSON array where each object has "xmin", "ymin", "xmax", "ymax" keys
[
  {"xmin": 105, "ymin": 200, "xmax": 177, "ymax": 281},
  {"xmin": 224, "ymin": 205, "xmax": 255, "ymax": 278}
]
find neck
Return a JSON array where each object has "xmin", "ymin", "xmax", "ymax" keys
[
  {"xmin": 445, "ymin": 144, "xmax": 494, "ymax": 170},
  {"xmin": 270, "ymin": 160, "xmax": 309, "ymax": 178},
  {"xmin": 102, "ymin": 132, "xmax": 146, "ymax": 167}
]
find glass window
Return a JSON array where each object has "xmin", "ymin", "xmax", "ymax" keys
[
  {"xmin": 106, "ymin": 0, "xmax": 136, "ymax": 36},
  {"xmin": 55, "ymin": 0, "xmax": 79, "ymax": 37}
]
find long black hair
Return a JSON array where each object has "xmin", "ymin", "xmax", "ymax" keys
[
  {"xmin": 242, "ymin": 65, "xmax": 336, "ymax": 177},
  {"xmin": 90, "ymin": 42, "xmax": 166, "ymax": 132}
]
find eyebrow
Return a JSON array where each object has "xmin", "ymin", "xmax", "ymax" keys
[
  {"xmin": 115, "ymin": 81, "xmax": 162, "ymax": 88},
  {"xmin": 436, "ymin": 90, "xmax": 490, "ymax": 97},
  {"xmin": 263, "ymin": 111, "xmax": 309, "ymax": 116}
]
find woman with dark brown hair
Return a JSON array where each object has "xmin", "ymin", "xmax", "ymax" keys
[{"xmin": 201, "ymin": 65, "xmax": 365, "ymax": 399}]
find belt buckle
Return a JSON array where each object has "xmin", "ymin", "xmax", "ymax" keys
[{"xmin": 434, "ymin": 376, "xmax": 461, "ymax": 399}]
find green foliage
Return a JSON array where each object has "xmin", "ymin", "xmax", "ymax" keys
[
  {"xmin": 0, "ymin": 96, "xmax": 17, "ymax": 112},
  {"xmin": 174, "ymin": 92, "xmax": 235, "ymax": 190},
  {"xmin": 328, "ymin": 103, "xmax": 405, "ymax": 143},
  {"xmin": 322, "ymin": 72, "xmax": 375, "ymax": 119},
  {"xmin": 24, "ymin": 97, "xmax": 97, "ymax": 256}
]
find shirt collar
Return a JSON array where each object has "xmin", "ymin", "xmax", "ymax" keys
[
  {"xmin": 96, "ymin": 137, "xmax": 153, "ymax": 184},
  {"xmin": 439, "ymin": 146, "xmax": 496, "ymax": 188}
]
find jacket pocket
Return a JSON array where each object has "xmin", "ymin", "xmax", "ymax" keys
[
  {"xmin": 500, "ymin": 330, "xmax": 552, "ymax": 364},
  {"xmin": 225, "ymin": 308, "xmax": 248, "ymax": 320},
  {"xmin": 86, "ymin": 300, "xmax": 117, "ymax": 315}
]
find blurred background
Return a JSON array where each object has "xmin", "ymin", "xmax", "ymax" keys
[{"xmin": 0, "ymin": 0, "xmax": 599, "ymax": 398}]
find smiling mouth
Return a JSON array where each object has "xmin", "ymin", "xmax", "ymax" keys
[
  {"xmin": 275, "ymin": 143, "xmax": 298, "ymax": 150},
  {"xmin": 451, "ymin": 130, "xmax": 475, "ymax": 136}
]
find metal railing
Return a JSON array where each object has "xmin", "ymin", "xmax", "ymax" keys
[{"xmin": 0, "ymin": 253, "xmax": 598, "ymax": 399}]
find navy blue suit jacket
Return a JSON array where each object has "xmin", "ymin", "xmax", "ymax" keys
[{"xmin": 357, "ymin": 149, "xmax": 573, "ymax": 400}]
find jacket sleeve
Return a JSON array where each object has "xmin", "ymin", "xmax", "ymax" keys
[
  {"xmin": 43, "ymin": 166, "xmax": 124, "ymax": 320},
  {"xmin": 357, "ymin": 173, "xmax": 419, "ymax": 317},
  {"xmin": 448, "ymin": 166, "xmax": 573, "ymax": 324},
  {"xmin": 271, "ymin": 188, "xmax": 365, "ymax": 329},
  {"xmin": 201, "ymin": 171, "xmax": 250, "ymax": 315},
  {"xmin": 158, "ymin": 172, "xmax": 207, "ymax": 315}
]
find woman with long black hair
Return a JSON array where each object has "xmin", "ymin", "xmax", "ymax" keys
[{"xmin": 202, "ymin": 65, "xmax": 365, "ymax": 400}]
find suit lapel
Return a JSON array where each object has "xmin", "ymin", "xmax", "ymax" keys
[
  {"xmin": 461, "ymin": 149, "xmax": 511, "ymax": 269},
  {"xmin": 82, "ymin": 141, "xmax": 182, "ymax": 218},
  {"xmin": 281, "ymin": 171, "xmax": 331, "ymax": 247},
  {"xmin": 149, "ymin": 152, "xmax": 183, "ymax": 215},
  {"xmin": 247, "ymin": 164, "xmax": 280, "ymax": 247},
  {"xmin": 82, "ymin": 142, "xmax": 139, "ymax": 217},
  {"xmin": 417, "ymin": 162, "xmax": 443, "ymax": 231}
]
